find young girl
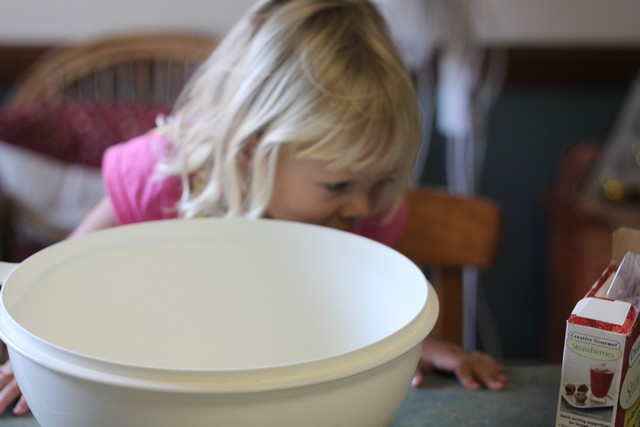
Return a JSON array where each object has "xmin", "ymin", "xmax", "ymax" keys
[{"xmin": 0, "ymin": 0, "xmax": 505, "ymax": 416}]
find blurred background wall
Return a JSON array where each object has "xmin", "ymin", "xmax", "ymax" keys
[{"xmin": 2, "ymin": 0, "xmax": 640, "ymax": 45}]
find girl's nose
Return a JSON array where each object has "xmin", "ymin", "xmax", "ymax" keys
[{"xmin": 341, "ymin": 193, "xmax": 372, "ymax": 220}]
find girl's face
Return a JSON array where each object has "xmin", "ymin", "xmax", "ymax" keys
[{"xmin": 265, "ymin": 151, "xmax": 395, "ymax": 231}]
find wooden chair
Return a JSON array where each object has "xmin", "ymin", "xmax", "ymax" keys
[
  {"xmin": 7, "ymin": 32, "xmax": 218, "ymax": 105},
  {"xmin": 1, "ymin": 32, "xmax": 219, "ymax": 262},
  {"xmin": 394, "ymin": 186, "xmax": 503, "ymax": 346}
]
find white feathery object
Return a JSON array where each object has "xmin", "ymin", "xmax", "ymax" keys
[{"xmin": 372, "ymin": 0, "xmax": 444, "ymax": 73}]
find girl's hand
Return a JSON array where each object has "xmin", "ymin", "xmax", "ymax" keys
[
  {"xmin": 412, "ymin": 337, "xmax": 507, "ymax": 391},
  {"xmin": 0, "ymin": 361, "xmax": 29, "ymax": 415}
]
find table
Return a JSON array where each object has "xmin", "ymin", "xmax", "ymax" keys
[
  {"xmin": 0, "ymin": 364, "xmax": 561, "ymax": 426},
  {"xmin": 391, "ymin": 364, "xmax": 561, "ymax": 426}
]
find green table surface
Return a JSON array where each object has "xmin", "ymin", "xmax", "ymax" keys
[
  {"xmin": 390, "ymin": 364, "xmax": 561, "ymax": 426},
  {"xmin": 0, "ymin": 364, "xmax": 561, "ymax": 426}
]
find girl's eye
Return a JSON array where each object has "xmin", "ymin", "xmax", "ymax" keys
[{"xmin": 324, "ymin": 182, "xmax": 351, "ymax": 192}]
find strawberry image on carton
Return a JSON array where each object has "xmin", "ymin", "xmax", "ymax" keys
[{"xmin": 556, "ymin": 227, "xmax": 640, "ymax": 427}]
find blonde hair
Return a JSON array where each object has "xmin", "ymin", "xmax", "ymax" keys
[{"xmin": 157, "ymin": 0, "xmax": 422, "ymax": 219}]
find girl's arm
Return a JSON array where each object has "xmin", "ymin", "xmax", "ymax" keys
[{"xmin": 68, "ymin": 196, "xmax": 118, "ymax": 239}]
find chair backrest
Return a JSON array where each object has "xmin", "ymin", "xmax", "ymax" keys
[
  {"xmin": 7, "ymin": 32, "xmax": 218, "ymax": 105},
  {"xmin": 394, "ymin": 187, "xmax": 503, "ymax": 345}
]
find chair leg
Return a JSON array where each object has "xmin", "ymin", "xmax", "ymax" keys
[
  {"xmin": 463, "ymin": 267, "xmax": 478, "ymax": 350},
  {"xmin": 429, "ymin": 268, "xmax": 463, "ymax": 345}
]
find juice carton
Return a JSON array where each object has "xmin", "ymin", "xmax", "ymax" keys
[{"xmin": 556, "ymin": 227, "xmax": 640, "ymax": 427}]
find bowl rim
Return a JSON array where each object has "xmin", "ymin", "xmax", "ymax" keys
[{"xmin": 0, "ymin": 219, "xmax": 439, "ymax": 392}]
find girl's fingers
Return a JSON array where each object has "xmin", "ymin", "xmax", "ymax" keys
[
  {"xmin": 411, "ymin": 370, "xmax": 424, "ymax": 388},
  {"xmin": 13, "ymin": 396, "xmax": 30, "ymax": 415}
]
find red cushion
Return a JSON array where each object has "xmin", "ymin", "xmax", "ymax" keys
[{"xmin": 0, "ymin": 102, "xmax": 171, "ymax": 168}]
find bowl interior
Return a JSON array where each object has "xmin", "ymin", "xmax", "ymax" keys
[{"xmin": 3, "ymin": 219, "xmax": 428, "ymax": 371}]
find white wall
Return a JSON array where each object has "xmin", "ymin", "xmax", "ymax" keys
[
  {"xmin": 2, "ymin": 0, "xmax": 640, "ymax": 46},
  {"xmin": 0, "ymin": 0, "xmax": 255, "ymax": 44},
  {"xmin": 476, "ymin": 0, "xmax": 640, "ymax": 45}
]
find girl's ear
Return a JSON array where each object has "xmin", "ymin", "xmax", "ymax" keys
[{"xmin": 238, "ymin": 134, "xmax": 260, "ymax": 168}]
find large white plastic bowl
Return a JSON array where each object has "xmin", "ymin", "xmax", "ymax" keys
[{"xmin": 0, "ymin": 218, "xmax": 438, "ymax": 427}]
